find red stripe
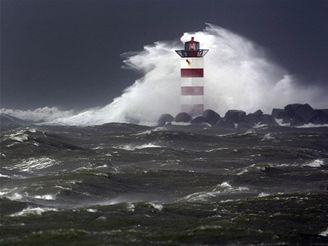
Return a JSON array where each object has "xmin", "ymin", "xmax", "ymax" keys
[
  {"xmin": 181, "ymin": 86, "xmax": 204, "ymax": 95},
  {"xmin": 181, "ymin": 68, "xmax": 203, "ymax": 77}
]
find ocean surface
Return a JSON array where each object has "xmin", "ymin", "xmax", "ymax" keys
[{"xmin": 1, "ymin": 123, "xmax": 328, "ymax": 245}]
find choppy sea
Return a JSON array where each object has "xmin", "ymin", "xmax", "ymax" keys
[{"xmin": 1, "ymin": 123, "xmax": 328, "ymax": 245}]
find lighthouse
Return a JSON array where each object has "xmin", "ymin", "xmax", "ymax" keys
[{"xmin": 175, "ymin": 37, "xmax": 209, "ymax": 116}]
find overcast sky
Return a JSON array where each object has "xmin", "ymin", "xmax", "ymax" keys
[{"xmin": 1, "ymin": 0, "xmax": 327, "ymax": 110}]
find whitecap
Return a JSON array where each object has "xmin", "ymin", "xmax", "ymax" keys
[
  {"xmin": 274, "ymin": 118, "xmax": 291, "ymax": 127},
  {"xmin": 261, "ymin": 133, "xmax": 275, "ymax": 141},
  {"xmin": 10, "ymin": 207, "xmax": 57, "ymax": 217},
  {"xmin": 219, "ymin": 181, "xmax": 232, "ymax": 188},
  {"xmin": 95, "ymin": 164, "xmax": 108, "ymax": 169},
  {"xmin": 7, "ymin": 192, "xmax": 24, "ymax": 200},
  {"xmin": 253, "ymin": 123, "xmax": 268, "ymax": 128},
  {"xmin": 0, "ymin": 188, "xmax": 16, "ymax": 196},
  {"xmin": 133, "ymin": 130, "xmax": 153, "ymax": 136},
  {"xmin": 0, "ymin": 173, "xmax": 11, "ymax": 178},
  {"xmin": 216, "ymin": 133, "xmax": 236, "ymax": 137},
  {"xmin": 148, "ymin": 202, "xmax": 163, "ymax": 211},
  {"xmin": 33, "ymin": 194, "xmax": 56, "ymax": 200},
  {"xmin": 183, "ymin": 182, "xmax": 249, "ymax": 202},
  {"xmin": 5, "ymin": 157, "xmax": 58, "ymax": 173},
  {"xmin": 297, "ymin": 123, "xmax": 328, "ymax": 128},
  {"xmin": 6, "ymin": 130, "xmax": 29, "ymax": 142},
  {"xmin": 184, "ymin": 191, "xmax": 217, "ymax": 202},
  {"xmin": 320, "ymin": 227, "xmax": 328, "ymax": 237},
  {"xmin": 237, "ymin": 163, "xmax": 256, "ymax": 175},
  {"xmin": 91, "ymin": 146, "xmax": 104, "ymax": 150},
  {"xmin": 238, "ymin": 129, "xmax": 256, "ymax": 136},
  {"xmin": 126, "ymin": 203, "xmax": 135, "ymax": 212},
  {"xmin": 219, "ymin": 199, "xmax": 239, "ymax": 203},
  {"xmin": 236, "ymin": 168, "xmax": 248, "ymax": 175},
  {"xmin": 258, "ymin": 192, "xmax": 270, "ymax": 197},
  {"xmin": 133, "ymin": 127, "xmax": 166, "ymax": 136},
  {"xmin": 55, "ymin": 185, "xmax": 72, "ymax": 191},
  {"xmin": 205, "ymin": 147, "xmax": 229, "ymax": 152},
  {"xmin": 116, "ymin": 143, "xmax": 162, "ymax": 151},
  {"xmin": 6, "ymin": 142, "xmax": 19, "ymax": 147},
  {"xmin": 170, "ymin": 122, "xmax": 191, "ymax": 126},
  {"xmin": 303, "ymin": 159, "xmax": 325, "ymax": 168}
]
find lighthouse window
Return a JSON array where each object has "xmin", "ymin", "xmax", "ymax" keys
[
  {"xmin": 185, "ymin": 41, "xmax": 199, "ymax": 51},
  {"xmin": 189, "ymin": 43, "xmax": 196, "ymax": 50},
  {"xmin": 187, "ymin": 42, "xmax": 199, "ymax": 51}
]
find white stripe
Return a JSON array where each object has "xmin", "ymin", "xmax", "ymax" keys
[
  {"xmin": 181, "ymin": 77, "xmax": 204, "ymax": 86},
  {"xmin": 180, "ymin": 57, "xmax": 204, "ymax": 69},
  {"xmin": 181, "ymin": 95, "xmax": 204, "ymax": 104}
]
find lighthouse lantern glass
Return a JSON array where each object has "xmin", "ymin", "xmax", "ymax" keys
[
  {"xmin": 185, "ymin": 41, "xmax": 199, "ymax": 51},
  {"xmin": 176, "ymin": 37, "xmax": 208, "ymax": 58}
]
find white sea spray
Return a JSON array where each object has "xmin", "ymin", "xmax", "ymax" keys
[{"xmin": 13, "ymin": 24, "xmax": 324, "ymax": 126}]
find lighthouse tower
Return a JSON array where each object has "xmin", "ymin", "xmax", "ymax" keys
[{"xmin": 175, "ymin": 37, "xmax": 209, "ymax": 116}]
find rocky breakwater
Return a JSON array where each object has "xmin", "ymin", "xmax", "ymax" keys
[{"xmin": 158, "ymin": 103, "xmax": 328, "ymax": 128}]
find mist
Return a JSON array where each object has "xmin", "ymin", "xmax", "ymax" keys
[{"xmin": 3, "ymin": 24, "xmax": 327, "ymax": 125}]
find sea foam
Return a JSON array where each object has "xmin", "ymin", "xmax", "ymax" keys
[{"xmin": 10, "ymin": 207, "xmax": 57, "ymax": 217}]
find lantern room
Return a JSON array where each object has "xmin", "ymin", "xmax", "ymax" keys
[{"xmin": 175, "ymin": 37, "xmax": 209, "ymax": 58}]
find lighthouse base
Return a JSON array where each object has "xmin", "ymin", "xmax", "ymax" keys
[{"xmin": 181, "ymin": 104, "xmax": 204, "ymax": 116}]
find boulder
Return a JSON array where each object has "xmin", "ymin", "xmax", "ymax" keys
[
  {"xmin": 271, "ymin": 108, "xmax": 292, "ymax": 123},
  {"xmin": 191, "ymin": 116, "xmax": 207, "ymax": 124},
  {"xmin": 284, "ymin": 104, "xmax": 317, "ymax": 125},
  {"xmin": 237, "ymin": 121, "xmax": 253, "ymax": 129},
  {"xmin": 175, "ymin": 112, "xmax": 192, "ymax": 123},
  {"xmin": 284, "ymin": 104, "xmax": 303, "ymax": 114},
  {"xmin": 158, "ymin": 114, "xmax": 174, "ymax": 126},
  {"xmin": 259, "ymin": 114, "xmax": 278, "ymax": 126},
  {"xmin": 320, "ymin": 109, "xmax": 328, "ymax": 115},
  {"xmin": 272, "ymin": 108, "xmax": 287, "ymax": 118},
  {"xmin": 244, "ymin": 110, "xmax": 263, "ymax": 127},
  {"xmin": 253, "ymin": 109, "xmax": 263, "ymax": 117},
  {"xmin": 295, "ymin": 104, "xmax": 316, "ymax": 123},
  {"xmin": 215, "ymin": 118, "xmax": 235, "ymax": 129},
  {"xmin": 224, "ymin": 110, "xmax": 246, "ymax": 123},
  {"xmin": 311, "ymin": 109, "xmax": 328, "ymax": 124},
  {"xmin": 202, "ymin": 109, "xmax": 221, "ymax": 125}
]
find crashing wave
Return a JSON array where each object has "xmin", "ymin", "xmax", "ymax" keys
[{"xmin": 2, "ymin": 24, "xmax": 325, "ymax": 126}]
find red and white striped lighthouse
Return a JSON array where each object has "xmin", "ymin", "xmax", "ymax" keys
[{"xmin": 175, "ymin": 37, "xmax": 209, "ymax": 116}]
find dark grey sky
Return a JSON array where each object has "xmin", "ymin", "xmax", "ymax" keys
[{"xmin": 1, "ymin": 0, "xmax": 327, "ymax": 110}]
